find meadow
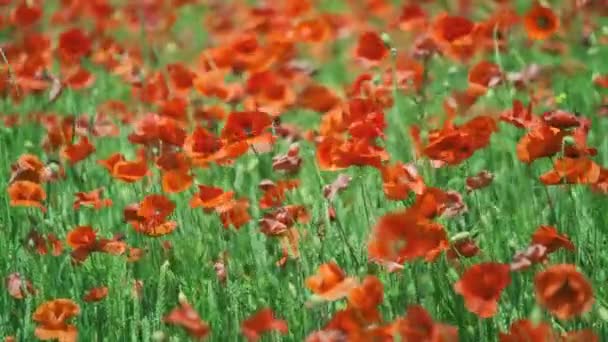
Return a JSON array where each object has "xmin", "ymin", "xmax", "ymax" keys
[{"xmin": 1, "ymin": 0, "xmax": 608, "ymax": 341}]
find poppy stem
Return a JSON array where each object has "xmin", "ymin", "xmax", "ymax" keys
[
  {"xmin": 0, "ymin": 47, "xmax": 20, "ymax": 97},
  {"xmin": 329, "ymin": 202, "xmax": 361, "ymax": 268}
]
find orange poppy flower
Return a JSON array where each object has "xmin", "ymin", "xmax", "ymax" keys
[
  {"xmin": 395, "ymin": 4, "xmax": 428, "ymax": 32},
  {"xmin": 9, "ymin": 154, "xmax": 45, "ymax": 184},
  {"xmin": 298, "ymin": 84, "xmax": 341, "ymax": 113},
  {"xmin": 306, "ymin": 262, "xmax": 358, "ymax": 301},
  {"xmin": 217, "ymin": 198, "xmax": 251, "ymax": 230},
  {"xmin": 162, "ymin": 170, "xmax": 193, "ymax": 194},
  {"xmin": 368, "ymin": 209, "xmax": 449, "ymax": 265},
  {"xmin": 259, "ymin": 179, "xmax": 300, "ymax": 209},
  {"xmin": 127, "ymin": 195, "xmax": 178, "ymax": 237},
  {"xmin": 431, "ymin": 13, "xmax": 476, "ymax": 62},
  {"xmin": 531, "ymin": 225, "xmax": 575, "ymax": 254},
  {"xmin": 381, "ymin": 162, "xmax": 426, "ymax": 200},
  {"xmin": 394, "ymin": 305, "xmax": 458, "ymax": 342},
  {"xmin": 516, "ymin": 123, "xmax": 566, "ymax": 164},
  {"xmin": 412, "ymin": 115, "xmax": 497, "ymax": 166},
  {"xmin": 355, "ymin": 31, "xmax": 388, "ymax": 66},
  {"xmin": 105, "ymin": 150, "xmax": 149, "ymax": 183},
  {"xmin": 539, "ymin": 157, "xmax": 601, "ymax": 185},
  {"xmin": 8, "ymin": 180, "xmax": 46, "ymax": 212},
  {"xmin": 164, "ymin": 297, "xmax": 210, "ymax": 339},
  {"xmin": 221, "ymin": 110, "xmax": 273, "ymax": 144},
  {"xmin": 453, "ymin": 262, "xmax": 511, "ymax": 318},
  {"xmin": 241, "ymin": 308, "xmax": 288, "ymax": 342},
  {"xmin": 66, "ymin": 226, "xmax": 97, "ymax": 251},
  {"xmin": 499, "ymin": 319, "xmax": 556, "ymax": 342},
  {"xmin": 64, "ymin": 66, "xmax": 95, "ymax": 90},
  {"xmin": 500, "ymin": 100, "xmax": 537, "ymax": 129},
  {"xmin": 534, "ymin": 264, "xmax": 594, "ymax": 320},
  {"xmin": 5, "ymin": 273, "xmax": 36, "ymax": 299},
  {"xmin": 524, "ymin": 3, "xmax": 559, "ymax": 40},
  {"xmin": 347, "ymin": 276, "xmax": 384, "ymax": 324},
  {"xmin": 83, "ymin": 286, "xmax": 108, "ymax": 302},
  {"xmin": 32, "ymin": 299, "xmax": 79, "ymax": 342},
  {"xmin": 61, "ymin": 136, "xmax": 95, "ymax": 164},
  {"xmin": 468, "ymin": 61, "xmax": 502, "ymax": 90},
  {"xmin": 73, "ymin": 188, "xmax": 112, "ymax": 210},
  {"xmin": 190, "ymin": 185, "xmax": 235, "ymax": 211}
]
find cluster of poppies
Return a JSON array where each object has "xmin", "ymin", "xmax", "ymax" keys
[{"xmin": 3, "ymin": 0, "xmax": 608, "ymax": 341}]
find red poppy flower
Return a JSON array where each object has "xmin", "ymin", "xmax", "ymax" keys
[
  {"xmin": 510, "ymin": 244, "xmax": 548, "ymax": 271},
  {"xmin": 524, "ymin": 3, "xmax": 559, "ymax": 40},
  {"xmin": 447, "ymin": 237, "xmax": 480, "ymax": 260},
  {"xmin": 394, "ymin": 305, "xmax": 458, "ymax": 342},
  {"xmin": 7, "ymin": 180, "xmax": 46, "ymax": 212},
  {"xmin": 468, "ymin": 61, "xmax": 502, "ymax": 90},
  {"xmin": 534, "ymin": 264, "xmax": 594, "ymax": 320},
  {"xmin": 127, "ymin": 195, "xmax": 178, "ymax": 237},
  {"xmin": 100, "ymin": 149, "xmax": 149, "ymax": 183},
  {"xmin": 11, "ymin": 2, "xmax": 42, "ymax": 26},
  {"xmin": 5, "ymin": 273, "xmax": 36, "ymax": 299},
  {"xmin": 164, "ymin": 297, "xmax": 210, "ymax": 339},
  {"xmin": 454, "ymin": 262, "xmax": 511, "ymax": 318},
  {"xmin": 540, "ymin": 157, "xmax": 601, "ymax": 185},
  {"xmin": 73, "ymin": 188, "xmax": 112, "ymax": 210},
  {"xmin": 499, "ymin": 319, "xmax": 556, "ymax": 342},
  {"xmin": 531, "ymin": 225, "xmax": 575, "ymax": 254},
  {"xmin": 25, "ymin": 230, "xmax": 63, "ymax": 256},
  {"xmin": 217, "ymin": 198, "xmax": 251, "ymax": 230},
  {"xmin": 259, "ymin": 179, "xmax": 300, "ymax": 209},
  {"xmin": 167, "ymin": 63, "xmax": 195, "ymax": 94},
  {"xmin": 58, "ymin": 28, "xmax": 92, "ymax": 62},
  {"xmin": 411, "ymin": 116, "xmax": 497, "ymax": 166},
  {"xmin": 500, "ymin": 100, "xmax": 537, "ymax": 129},
  {"xmin": 241, "ymin": 308, "xmax": 288, "ymax": 342},
  {"xmin": 368, "ymin": 209, "xmax": 449, "ymax": 265},
  {"xmin": 347, "ymin": 276, "xmax": 384, "ymax": 324},
  {"xmin": 298, "ymin": 84, "xmax": 341, "ymax": 113},
  {"xmin": 61, "ymin": 136, "xmax": 95, "ymax": 164},
  {"xmin": 306, "ymin": 262, "xmax": 358, "ymax": 301},
  {"xmin": 355, "ymin": 31, "xmax": 388, "ymax": 66},
  {"xmin": 83, "ymin": 286, "xmax": 108, "ymax": 302},
  {"xmin": 10, "ymin": 154, "xmax": 45, "ymax": 184},
  {"xmin": 381, "ymin": 162, "xmax": 426, "ymax": 200},
  {"xmin": 66, "ymin": 226, "xmax": 97, "ymax": 251},
  {"xmin": 190, "ymin": 185, "xmax": 235, "ymax": 211},
  {"xmin": 33, "ymin": 299, "xmax": 79, "ymax": 342},
  {"xmin": 465, "ymin": 170, "xmax": 494, "ymax": 192},
  {"xmin": 431, "ymin": 13, "xmax": 476, "ymax": 62},
  {"xmin": 516, "ymin": 123, "xmax": 566, "ymax": 164},
  {"xmin": 396, "ymin": 4, "xmax": 428, "ymax": 32}
]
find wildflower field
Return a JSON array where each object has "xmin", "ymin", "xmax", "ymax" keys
[{"xmin": 2, "ymin": 0, "xmax": 608, "ymax": 341}]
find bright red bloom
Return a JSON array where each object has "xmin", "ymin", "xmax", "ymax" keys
[
  {"xmin": 241, "ymin": 308, "xmax": 288, "ymax": 342},
  {"xmin": 454, "ymin": 262, "xmax": 511, "ymax": 318}
]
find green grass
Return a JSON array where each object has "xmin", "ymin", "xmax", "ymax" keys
[{"xmin": 2, "ymin": 1, "xmax": 608, "ymax": 341}]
